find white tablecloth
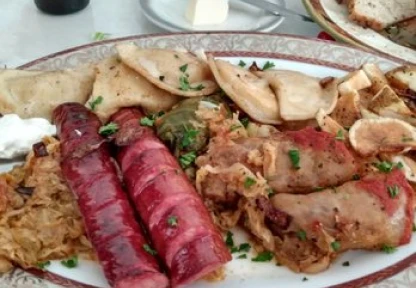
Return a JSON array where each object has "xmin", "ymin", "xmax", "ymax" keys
[{"xmin": 0, "ymin": 0, "xmax": 321, "ymax": 67}]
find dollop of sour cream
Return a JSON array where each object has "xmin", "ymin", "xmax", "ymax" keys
[{"xmin": 0, "ymin": 114, "xmax": 56, "ymax": 159}]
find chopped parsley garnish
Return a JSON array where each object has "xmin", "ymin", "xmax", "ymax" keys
[
  {"xmin": 140, "ymin": 116, "xmax": 155, "ymax": 126},
  {"xmin": 240, "ymin": 117, "xmax": 250, "ymax": 128},
  {"xmin": 98, "ymin": 122, "xmax": 119, "ymax": 136},
  {"xmin": 159, "ymin": 75, "xmax": 165, "ymax": 81},
  {"xmin": 352, "ymin": 174, "xmax": 361, "ymax": 181},
  {"xmin": 413, "ymin": 223, "xmax": 416, "ymax": 232},
  {"xmin": 381, "ymin": 244, "xmax": 397, "ymax": 254},
  {"xmin": 36, "ymin": 261, "xmax": 51, "ymax": 270},
  {"xmin": 140, "ymin": 111, "xmax": 165, "ymax": 127},
  {"xmin": 92, "ymin": 32, "xmax": 110, "ymax": 41},
  {"xmin": 225, "ymin": 231, "xmax": 234, "ymax": 247},
  {"xmin": 302, "ymin": 277, "xmax": 308, "ymax": 282},
  {"xmin": 374, "ymin": 161, "xmax": 395, "ymax": 173},
  {"xmin": 180, "ymin": 129, "xmax": 199, "ymax": 148},
  {"xmin": 396, "ymin": 162, "xmax": 404, "ymax": 169},
  {"xmin": 313, "ymin": 186, "xmax": 325, "ymax": 192},
  {"xmin": 296, "ymin": 230, "xmax": 307, "ymax": 241},
  {"xmin": 262, "ymin": 61, "xmax": 275, "ymax": 71},
  {"xmin": 244, "ymin": 177, "xmax": 257, "ymax": 189},
  {"xmin": 174, "ymin": 54, "xmax": 179, "ymax": 59},
  {"xmin": 167, "ymin": 215, "xmax": 178, "ymax": 227},
  {"xmin": 178, "ymin": 70, "xmax": 205, "ymax": 91},
  {"xmin": 342, "ymin": 261, "xmax": 350, "ymax": 267},
  {"xmin": 237, "ymin": 254, "xmax": 247, "ymax": 259},
  {"xmin": 251, "ymin": 251, "xmax": 273, "ymax": 262},
  {"xmin": 238, "ymin": 243, "xmax": 251, "ymax": 253},
  {"xmin": 61, "ymin": 255, "xmax": 78, "ymax": 268},
  {"xmin": 238, "ymin": 60, "xmax": 246, "ymax": 67},
  {"xmin": 267, "ymin": 187, "xmax": 275, "ymax": 197},
  {"xmin": 88, "ymin": 96, "xmax": 103, "ymax": 111},
  {"xmin": 331, "ymin": 241, "xmax": 341, "ymax": 252},
  {"xmin": 288, "ymin": 149, "xmax": 300, "ymax": 169},
  {"xmin": 179, "ymin": 74, "xmax": 191, "ymax": 91},
  {"xmin": 230, "ymin": 124, "xmax": 242, "ymax": 131},
  {"xmin": 179, "ymin": 151, "xmax": 197, "ymax": 169},
  {"xmin": 230, "ymin": 246, "xmax": 239, "ymax": 253},
  {"xmin": 387, "ymin": 185, "xmax": 400, "ymax": 198},
  {"xmin": 335, "ymin": 129, "xmax": 345, "ymax": 141},
  {"xmin": 179, "ymin": 64, "xmax": 188, "ymax": 73},
  {"xmin": 192, "ymin": 84, "xmax": 205, "ymax": 91},
  {"xmin": 229, "ymin": 242, "xmax": 251, "ymax": 254},
  {"xmin": 143, "ymin": 244, "xmax": 157, "ymax": 256}
]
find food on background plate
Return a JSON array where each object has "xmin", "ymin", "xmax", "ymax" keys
[
  {"xmin": 0, "ymin": 114, "xmax": 56, "ymax": 159},
  {"xmin": 347, "ymin": 0, "xmax": 416, "ymax": 31},
  {"xmin": 0, "ymin": 137, "xmax": 94, "ymax": 272},
  {"xmin": 53, "ymin": 103, "xmax": 169, "ymax": 288},
  {"xmin": 117, "ymin": 44, "xmax": 219, "ymax": 97},
  {"xmin": 0, "ymin": 44, "xmax": 416, "ymax": 287},
  {"xmin": 87, "ymin": 57, "xmax": 180, "ymax": 122},
  {"xmin": 338, "ymin": 0, "xmax": 416, "ymax": 50},
  {"xmin": 111, "ymin": 108, "xmax": 231, "ymax": 287},
  {"xmin": 0, "ymin": 67, "xmax": 95, "ymax": 121},
  {"xmin": 381, "ymin": 17, "xmax": 416, "ymax": 50}
]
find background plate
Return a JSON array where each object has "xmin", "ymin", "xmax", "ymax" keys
[
  {"xmin": 1, "ymin": 32, "xmax": 414, "ymax": 288},
  {"xmin": 303, "ymin": 0, "xmax": 416, "ymax": 64},
  {"xmin": 139, "ymin": 0, "xmax": 285, "ymax": 32}
]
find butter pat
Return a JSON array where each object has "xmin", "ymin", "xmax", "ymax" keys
[{"xmin": 186, "ymin": 0, "xmax": 229, "ymax": 26}]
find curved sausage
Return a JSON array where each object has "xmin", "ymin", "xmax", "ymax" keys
[
  {"xmin": 53, "ymin": 103, "xmax": 169, "ymax": 288},
  {"xmin": 111, "ymin": 108, "xmax": 231, "ymax": 287}
]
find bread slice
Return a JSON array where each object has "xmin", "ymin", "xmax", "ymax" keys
[{"xmin": 348, "ymin": 0, "xmax": 416, "ymax": 31}]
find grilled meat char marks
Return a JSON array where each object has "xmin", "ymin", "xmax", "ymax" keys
[
  {"xmin": 111, "ymin": 108, "xmax": 231, "ymax": 287},
  {"xmin": 53, "ymin": 103, "xmax": 169, "ymax": 288}
]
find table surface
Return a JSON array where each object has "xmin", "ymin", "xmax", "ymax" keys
[{"xmin": 0, "ymin": 0, "xmax": 415, "ymax": 287}]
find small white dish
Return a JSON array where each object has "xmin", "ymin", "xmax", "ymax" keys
[{"xmin": 139, "ymin": 0, "xmax": 286, "ymax": 32}]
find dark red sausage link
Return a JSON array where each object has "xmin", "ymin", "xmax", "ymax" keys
[
  {"xmin": 111, "ymin": 108, "xmax": 231, "ymax": 287},
  {"xmin": 53, "ymin": 103, "xmax": 169, "ymax": 288}
]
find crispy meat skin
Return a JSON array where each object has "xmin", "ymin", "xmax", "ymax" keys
[
  {"xmin": 269, "ymin": 170, "xmax": 414, "ymax": 273},
  {"xmin": 111, "ymin": 108, "xmax": 231, "ymax": 287},
  {"xmin": 53, "ymin": 103, "xmax": 168, "ymax": 288},
  {"xmin": 198, "ymin": 127, "xmax": 357, "ymax": 194}
]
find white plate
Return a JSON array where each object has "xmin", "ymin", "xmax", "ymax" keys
[
  {"xmin": 1, "ymin": 33, "xmax": 414, "ymax": 288},
  {"xmin": 139, "ymin": 0, "xmax": 285, "ymax": 32}
]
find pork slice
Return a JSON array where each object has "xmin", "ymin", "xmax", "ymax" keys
[
  {"xmin": 269, "ymin": 169, "xmax": 414, "ymax": 273},
  {"xmin": 199, "ymin": 127, "xmax": 357, "ymax": 194},
  {"xmin": 266, "ymin": 127, "xmax": 357, "ymax": 193}
]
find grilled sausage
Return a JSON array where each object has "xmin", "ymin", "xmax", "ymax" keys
[
  {"xmin": 111, "ymin": 108, "xmax": 231, "ymax": 287},
  {"xmin": 53, "ymin": 103, "xmax": 169, "ymax": 288}
]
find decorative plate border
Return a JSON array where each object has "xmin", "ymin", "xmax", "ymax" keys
[{"xmin": 1, "ymin": 32, "xmax": 412, "ymax": 288}]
